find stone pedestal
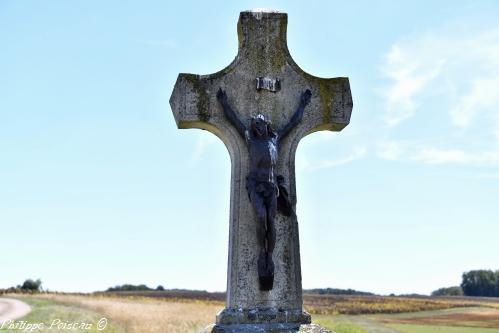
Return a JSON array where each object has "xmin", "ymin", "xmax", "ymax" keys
[
  {"xmin": 201, "ymin": 323, "xmax": 333, "ymax": 333},
  {"xmin": 216, "ymin": 308, "xmax": 311, "ymax": 325},
  {"xmin": 201, "ymin": 306, "xmax": 334, "ymax": 333}
]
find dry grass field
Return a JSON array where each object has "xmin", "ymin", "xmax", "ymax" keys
[
  {"xmin": 35, "ymin": 294, "xmax": 223, "ymax": 333},
  {"xmin": 304, "ymin": 294, "xmax": 499, "ymax": 315},
  {"xmin": 378, "ymin": 307, "xmax": 499, "ymax": 328},
  {"xmin": 5, "ymin": 293, "xmax": 499, "ymax": 333}
]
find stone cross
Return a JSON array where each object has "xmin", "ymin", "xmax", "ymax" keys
[{"xmin": 170, "ymin": 10, "xmax": 352, "ymax": 332}]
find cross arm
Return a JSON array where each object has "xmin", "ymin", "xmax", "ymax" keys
[
  {"xmin": 169, "ymin": 73, "xmax": 221, "ymax": 134},
  {"xmin": 300, "ymin": 76, "xmax": 353, "ymax": 135}
]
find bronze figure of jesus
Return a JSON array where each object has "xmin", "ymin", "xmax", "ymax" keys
[{"xmin": 217, "ymin": 88, "xmax": 312, "ymax": 291}]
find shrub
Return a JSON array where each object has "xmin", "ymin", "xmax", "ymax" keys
[{"xmin": 21, "ymin": 279, "xmax": 42, "ymax": 292}]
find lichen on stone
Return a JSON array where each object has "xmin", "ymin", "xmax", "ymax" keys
[{"xmin": 182, "ymin": 73, "xmax": 211, "ymax": 122}]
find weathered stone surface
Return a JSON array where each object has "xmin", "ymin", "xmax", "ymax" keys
[
  {"xmin": 200, "ymin": 323, "xmax": 333, "ymax": 333},
  {"xmin": 216, "ymin": 308, "xmax": 310, "ymax": 325},
  {"xmin": 170, "ymin": 9, "xmax": 352, "ymax": 329}
]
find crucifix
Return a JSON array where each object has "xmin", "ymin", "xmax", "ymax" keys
[{"xmin": 170, "ymin": 9, "xmax": 352, "ymax": 332}]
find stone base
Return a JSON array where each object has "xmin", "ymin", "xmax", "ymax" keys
[
  {"xmin": 200, "ymin": 323, "xmax": 333, "ymax": 333},
  {"xmin": 216, "ymin": 308, "xmax": 311, "ymax": 325},
  {"xmin": 202, "ymin": 308, "xmax": 330, "ymax": 333}
]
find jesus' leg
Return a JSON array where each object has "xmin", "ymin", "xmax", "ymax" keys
[
  {"xmin": 264, "ymin": 193, "xmax": 277, "ymax": 283},
  {"xmin": 249, "ymin": 191, "xmax": 271, "ymax": 290},
  {"xmin": 250, "ymin": 192, "xmax": 267, "ymax": 258},
  {"xmin": 266, "ymin": 193, "xmax": 277, "ymax": 259}
]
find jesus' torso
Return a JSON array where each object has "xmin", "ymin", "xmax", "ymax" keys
[{"xmin": 246, "ymin": 133, "xmax": 278, "ymax": 183}]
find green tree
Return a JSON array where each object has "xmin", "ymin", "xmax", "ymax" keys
[
  {"xmin": 461, "ymin": 270, "xmax": 497, "ymax": 297},
  {"xmin": 21, "ymin": 279, "xmax": 42, "ymax": 292}
]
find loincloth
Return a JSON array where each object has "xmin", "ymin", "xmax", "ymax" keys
[{"xmin": 246, "ymin": 174, "xmax": 278, "ymax": 199}]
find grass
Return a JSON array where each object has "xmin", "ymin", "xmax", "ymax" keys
[
  {"xmin": 377, "ymin": 307, "xmax": 499, "ymax": 328},
  {"xmin": 0, "ymin": 297, "xmax": 123, "ymax": 332},
  {"xmin": 66, "ymin": 290, "xmax": 499, "ymax": 316},
  {"xmin": 3, "ymin": 293, "xmax": 499, "ymax": 333},
  {"xmin": 315, "ymin": 317, "xmax": 368, "ymax": 333},
  {"xmin": 316, "ymin": 307, "xmax": 499, "ymax": 333},
  {"xmin": 304, "ymin": 295, "xmax": 499, "ymax": 315},
  {"xmin": 33, "ymin": 294, "xmax": 223, "ymax": 333},
  {"xmin": 388, "ymin": 324, "xmax": 499, "ymax": 333}
]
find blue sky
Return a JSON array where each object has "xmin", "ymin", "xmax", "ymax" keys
[{"xmin": 1, "ymin": 0, "xmax": 498, "ymax": 295}]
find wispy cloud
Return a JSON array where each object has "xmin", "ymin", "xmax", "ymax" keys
[
  {"xmin": 378, "ymin": 24, "xmax": 499, "ymax": 166},
  {"xmin": 376, "ymin": 138, "xmax": 499, "ymax": 166},
  {"xmin": 298, "ymin": 147, "xmax": 367, "ymax": 172},
  {"xmin": 377, "ymin": 140, "xmax": 406, "ymax": 161},
  {"xmin": 382, "ymin": 45, "xmax": 444, "ymax": 126},
  {"xmin": 381, "ymin": 27, "xmax": 499, "ymax": 128},
  {"xmin": 450, "ymin": 76, "xmax": 499, "ymax": 128},
  {"xmin": 413, "ymin": 146, "xmax": 499, "ymax": 165}
]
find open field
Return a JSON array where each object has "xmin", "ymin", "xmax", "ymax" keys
[
  {"xmin": 388, "ymin": 325, "xmax": 499, "ymax": 333},
  {"xmin": 329, "ymin": 307, "xmax": 499, "ymax": 333},
  {"xmin": 99, "ymin": 290, "xmax": 499, "ymax": 315},
  {"xmin": 379, "ymin": 307, "xmax": 499, "ymax": 328},
  {"xmin": 0, "ymin": 297, "xmax": 123, "ymax": 332},
  {"xmin": 13, "ymin": 294, "xmax": 222, "ymax": 333},
  {"xmin": 304, "ymin": 294, "xmax": 499, "ymax": 315},
  {"xmin": 2, "ymin": 294, "xmax": 499, "ymax": 333}
]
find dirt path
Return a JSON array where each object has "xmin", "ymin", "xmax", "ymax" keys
[
  {"xmin": 0, "ymin": 298, "xmax": 31, "ymax": 323},
  {"xmin": 344, "ymin": 315, "xmax": 401, "ymax": 333}
]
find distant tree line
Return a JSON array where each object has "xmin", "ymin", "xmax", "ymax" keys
[
  {"xmin": 100, "ymin": 288, "xmax": 226, "ymax": 301},
  {"xmin": 0, "ymin": 279, "xmax": 42, "ymax": 294},
  {"xmin": 460, "ymin": 270, "xmax": 499, "ymax": 297},
  {"xmin": 106, "ymin": 284, "xmax": 164, "ymax": 292},
  {"xmin": 431, "ymin": 286, "xmax": 463, "ymax": 296},
  {"xmin": 305, "ymin": 288, "xmax": 374, "ymax": 296},
  {"xmin": 431, "ymin": 270, "xmax": 499, "ymax": 297}
]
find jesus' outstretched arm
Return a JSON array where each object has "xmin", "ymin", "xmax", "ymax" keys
[
  {"xmin": 216, "ymin": 88, "xmax": 247, "ymax": 139},
  {"xmin": 278, "ymin": 89, "xmax": 311, "ymax": 141}
]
